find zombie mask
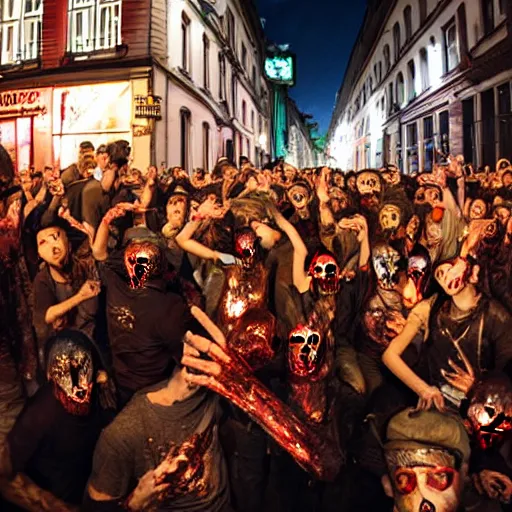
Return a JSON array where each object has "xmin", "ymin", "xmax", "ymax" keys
[
  {"xmin": 356, "ymin": 170, "xmax": 382, "ymax": 196},
  {"xmin": 47, "ymin": 334, "xmax": 94, "ymax": 416},
  {"xmin": 379, "ymin": 204, "xmax": 402, "ymax": 234},
  {"xmin": 372, "ymin": 244, "xmax": 402, "ymax": 290},
  {"xmin": 382, "ymin": 166, "xmax": 401, "ymax": 186},
  {"xmin": 466, "ymin": 375, "xmax": 512, "ymax": 450},
  {"xmin": 308, "ymin": 252, "xmax": 341, "ymax": 296},
  {"xmin": 124, "ymin": 241, "xmax": 164, "ymax": 289},
  {"xmin": 403, "ymin": 245, "xmax": 431, "ymax": 309},
  {"xmin": 468, "ymin": 199, "xmax": 487, "ymax": 221},
  {"xmin": 288, "ymin": 324, "xmax": 325, "ymax": 378},
  {"xmin": 234, "ymin": 228, "xmax": 261, "ymax": 269},
  {"xmin": 385, "ymin": 448, "xmax": 462, "ymax": 512},
  {"xmin": 287, "ymin": 182, "xmax": 311, "ymax": 212},
  {"xmin": 434, "ymin": 258, "xmax": 470, "ymax": 297}
]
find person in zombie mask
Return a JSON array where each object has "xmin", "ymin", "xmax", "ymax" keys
[
  {"xmin": 464, "ymin": 197, "xmax": 489, "ymax": 223},
  {"xmin": 0, "ymin": 330, "xmax": 106, "ymax": 511},
  {"xmin": 92, "ymin": 203, "xmax": 190, "ymax": 407},
  {"xmin": 381, "ymin": 164, "xmax": 402, "ymax": 187},
  {"xmin": 356, "ymin": 169, "xmax": 382, "ymax": 214},
  {"xmin": 384, "ymin": 256, "xmax": 512, "ymax": 415},
  {"xmin": 402, "ymin": 244, "xmax": 432, "ymax": 310},
  {"xmin": 464, "ymin": 374, "xmax": 512, "ymax": 506},
  {"xmin": 378, "ymin": 192, "xmax": 414, "ymax": 248},
  {"xmin": 381, "ymin": 407, "xmax": 470, "ymax": 512}
]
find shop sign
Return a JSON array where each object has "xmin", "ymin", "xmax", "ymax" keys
[
  {"xmin": 134, "ymin": 95, "xmax": 162, "ymax": 120},
  {"xmin": 0, "ymin": 89, "xmax": 47, "ymax": 118}
]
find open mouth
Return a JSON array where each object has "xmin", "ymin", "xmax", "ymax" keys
[{"xmin": 448, "ymin": 277, "xmax": 461, "ymax": 291}]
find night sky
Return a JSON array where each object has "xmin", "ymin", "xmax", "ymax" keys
[{"xmin": 256, "ymin": 0, "xmax": 366, "ymax": 134}]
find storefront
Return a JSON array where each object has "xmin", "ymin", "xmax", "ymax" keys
[{"xmin": 0, "ymin": 79, "xmax": 153, "ymax": 172}]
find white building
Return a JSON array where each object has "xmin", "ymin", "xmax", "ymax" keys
[
  {"xmin": 327, "ymin": 0, "xmax": 512, "ymax": 173},
  {"xmin": 286, "ymin": 98, "xmax": 317, "ymax": 169}
]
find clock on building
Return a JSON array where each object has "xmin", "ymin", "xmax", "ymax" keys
[{"xmin": 264, "ymin": 54, "xmax": 295, "ymax": 86}]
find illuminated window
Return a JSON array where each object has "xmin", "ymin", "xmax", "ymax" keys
[
  {"xmin": 67, "ymin": 0, "xmax": 122, "ymax": 54},
  {"xmin": 393, "ymin": 22, "xmax": 401, "ymax": 61},
  {"xmin": 202, "ymin": 122, "xmax": 210, "ymax": 170},
  {"xmin": 420, "ymin": 48, "xmax": 429, "ymax": 91},
  {"xmin": 1, "ymin": 0, "xmax": 42, "ymax": 64},
  {"xmin": 181, "ymin": 12, "xmax": 190, "ymax": 72},
  {"xmin": 404, "ymin": 5, "xmax": 412, "ymax": 42},
  {"xmin": 180, "ymin": 108, "xmax": 191, "ymax": 171},
  {"xmin": 383, "ymin": 44, "xmax": 390, "ymax": 72},
  {"xmin": 203, "ymin": 34, "xmax": 210, "ymax": 90},
  {"xmin": 396, "ymin": 72, "xmax": 405, "ymax": 106},
  {"xmin": 443, "ymin": 19, "xmax": 459, "ymax": 72}
]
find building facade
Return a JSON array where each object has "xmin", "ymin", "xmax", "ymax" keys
[
  {"xmin": 327, "ymin": 0, "xmax": 512, "ymax": 173},
  {"xmin": 286, "ymin": 97, "xmax": 317, "ymax": 169},
  {"xmin": 0, "ymin": 0, "xmax": 272, "ymax": 172}
]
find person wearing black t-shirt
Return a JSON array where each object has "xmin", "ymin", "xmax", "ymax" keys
[{"xmin": 0, "ymin": 331, "xmax": 105, "ymax": 511}]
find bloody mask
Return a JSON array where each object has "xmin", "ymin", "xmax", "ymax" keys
[
  {"xmin": 288, "ymin": 324, "xmax": 325, "ymax": 379},
  {"xmin": 308, "ymin": 252, "xmax": 341, "ymax": 296},
  {"xmin": 372, "ymin": 244, "xmax": 402, "ymax": 290},
  {"xmin": 403, "ymin": 245, "xmax": 431, "ymax": 309},
  {"xmin": 385, "ymin": 448, "xmax": 463, "ymax": 512},
  {"xmin": 466, "ymin": 375, "xmax": 512, "ymax": 450},
  {"xmin": 434, "ymin": 258, "xmax": 470, "ymax": 297},
  {"xmin": 234, "ymin": 228, "xmax": 261, "ymax": 269},
  {"xmin": 124, "ymin": 241, "xmax": 164, "ymax": 289},
  {"xmin": 47, "ymin": 334, "xmax": 94, "ymax": 416}
]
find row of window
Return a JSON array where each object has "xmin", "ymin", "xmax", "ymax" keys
[{"xmin": 0, "ymin": 0, "xmax": 122, "ymax": 65}]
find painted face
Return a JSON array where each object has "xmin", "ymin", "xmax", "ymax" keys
[
  {"xmin": 356, "ymin": 171, "xmax": 381, "ymax": 196},
  {"xmin": 379, "ymin": 204, "xmax": 402, "ymax": 233},
  {"xmin": 403, "ymin": 247, "xmax": 431, "ymax": 309},
  {"xmin": 434, "ymin": 258, "xmax": 470, "ymax": 296},
  {"xmin": 37, "ymin": 227, "xmax": 69, "ymax": 269},
  {"xmin": 467, "ymin": 376, "xmax": 512, "ymax": 450},
  {"xmin": 469, "ymin": 199, "xmax": 487, "ymax": 221},
  {"xmin": 47, "ymin": 337, "xmax": 94, "ymax": 416},
  {"xmin": 386, "ymin": 448, "xmax": 462, "ymax": 512},
  {"xmin": 372, "ymin": 244, "xmax": 401, "ymax": 290},
  {"xmin": 287, "ymin": 184, "xmax": 310, "ymax": 211},
  {"xmin": 415, "ymin": 186, "xmax": 442, "ymax": 208},
  {"xmin": 288, "ymin": 324, "xmax": 325, "ymax": 379},
  {"xmin": 308, "ymin": 253, "xmax": 341, "ymax": 296},
  {"xmin": 166, "ymin": 195, "xmax": 187, "ymax": 229},
  {"xmin": 234, "ymin": 228, "xmax": 261, "ymax": 268},
  {"xmin": 493, "ymin": 206, "xmax": 511, "ymax": 226},
  {"xmin": 124, "ymin": 241, "xmax": 163, "ymax": 289}
]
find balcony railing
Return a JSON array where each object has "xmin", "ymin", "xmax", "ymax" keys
[{"xmin": 67, "ymin": 0, "xmax": 122, "ymax": 54}]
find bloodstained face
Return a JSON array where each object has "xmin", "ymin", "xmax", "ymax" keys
[
  {"xmin": 124, "ymin": 241, "xmax": 163, "ymax": 289},
  {"xmin": 234, "ymin": 228, "xmax": 261, "ymax": 269},
  {"xmin": 288, "ymin": 324, "xmax": 325, "ymax": 379},
  {"xmin": 37, "ymin": 227, "xmax": 69, "ymax": 269},
  {"xmin": 434, "ymin": 258, "xmax": 470, "ymax": 297},
  {"xmin": 386, "ymin": 448, "xmax": 462, "ymax": 512},
  {"xmin": 308, "ymin": 252, "xmax": 341, "ymax": 296},
  {"xmin": 47, "ymin": 337, "xmax": 94, "ymax": 416},
  {"xmin": 403, "ymin": 247, "xmax": 431, "ymax": 309}
]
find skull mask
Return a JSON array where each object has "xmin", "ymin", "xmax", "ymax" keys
[
  {"xmin": 288, "ymin": 324, "xmax": 325, "ymax": 378},
  {"xmin": 124, "ymin": 241, "xmax": 164, "ymax": 289},
  {"xmin": 234, "ymin": 228, "xmax": 261, "ymax": 269},
  {"xmin": 403, "ymin": 245, "xmax": 431, "ymax": 309},
  {"xmin": 356, "ymin": 170, "xmax": 382, "ymax": 196},
  {"xmin": 379, "ymin": 203, "xmax": 402, "ymax": 235},
  {"xmin": 47, "ymin": 333, "xmax": 94, "ymax": 416},
  {"xmin": 308, "ymin": 252, "xmax": 341, "ymax": 296},
  {"xmin": 466, "ymin": 375, "xmax": 512, "ymax": 450},
  {"xmin": 372, "ymin": 244, "xmax": 402, "ymax": 290}
]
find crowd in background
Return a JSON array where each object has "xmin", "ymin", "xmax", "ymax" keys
[{"xmin": 1, "ymin": 138, "xmax": 512, "ymax": 511}]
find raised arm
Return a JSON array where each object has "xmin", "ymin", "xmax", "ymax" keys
[
  {"xmin": 270, "ymin": 207, "xmax": 310, "ymax": 293},
  {"xmin": 182, "ymin": 307, "xmax": 343, "ymax": 481}
]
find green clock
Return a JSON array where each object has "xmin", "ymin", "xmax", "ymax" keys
[{"xmin": 264, "ymin": 55, "xmax": 295, "ymax": 86}]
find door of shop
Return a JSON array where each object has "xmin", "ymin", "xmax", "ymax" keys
[{"xmin": 0, "ymin": 117, "xmax": 33, "ymax": 171}]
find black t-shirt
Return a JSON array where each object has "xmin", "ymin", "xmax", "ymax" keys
[
  {"xmin": 7, "ymin": 384, "xmax": 103, "ymax": 505},
  {"xmin": 100, "ymin": 257, "xmax": 189, "ymax": 393},
  {"xmin": 88, "ymin": 384, "xmax": 229, "ymax": 511}
]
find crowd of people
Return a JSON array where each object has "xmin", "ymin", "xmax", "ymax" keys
[{"xmin": 1, "ymin": 138, "xmax": 512, "ymax": 512}]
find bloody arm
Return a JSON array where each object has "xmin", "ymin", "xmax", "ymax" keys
[{"xmin": 182, "ymin": 307, "xmax": 342, "ymax": 481}]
